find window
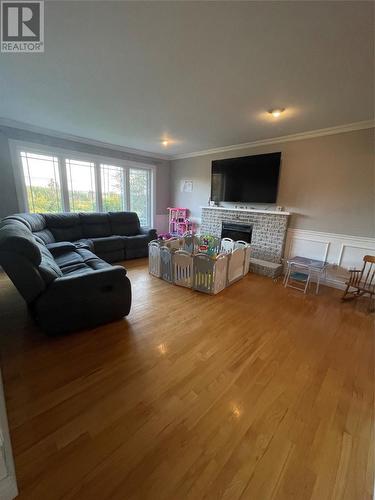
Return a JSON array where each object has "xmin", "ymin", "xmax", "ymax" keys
[
  {"xmin": 20, "ymin": 152, "xmax": 62, "ymax": 213},
  {"xmin": 14, "ymin": 143, "xmax": 154, "ymax": 226},
  {"xmin": 100, "ymin": 164, "xmax": 125, "ymax": 212},
  {"xmin": 66, "ymin": 159, "xmax": 97, "ymax": 212},
  {"xmin": 129, "ymin": 168, "xmax": 151, "ymax": 226}
]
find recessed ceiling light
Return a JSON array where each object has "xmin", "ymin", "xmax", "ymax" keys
[
  {"xmin": 269, "ymin": 108, "xmax": 285, "ymax": 118},
  {"xmin": 162, "ymin": 140, "xmax": 169, "ymax": 147}
]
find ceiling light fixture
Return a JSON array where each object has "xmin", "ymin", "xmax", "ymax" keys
[{"xmin": 269, "ymin": 108, "xmax": 285, "ymax": 118}]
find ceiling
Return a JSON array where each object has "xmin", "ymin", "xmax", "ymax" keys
[{"xmin": 0, "ymin": 1, "xmax": 373, "ymax": 157}]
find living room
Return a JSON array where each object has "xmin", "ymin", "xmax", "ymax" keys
[{"xmin": 0, "ymin": 1, "xmax": 374, "ymax": 499}]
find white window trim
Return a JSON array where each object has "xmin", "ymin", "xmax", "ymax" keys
[{"xmin": 9, "ymin": 139, "xmax": 156, "ymax": 227}]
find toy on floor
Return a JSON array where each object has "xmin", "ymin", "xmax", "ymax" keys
[{"xmin": 168, "ymin": 208, "xmax": 194, "ymax": 236}]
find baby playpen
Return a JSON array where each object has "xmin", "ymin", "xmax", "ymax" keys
[{"xmin": 148, "ymin": 235, "xmax": 251, "ymax": 294}]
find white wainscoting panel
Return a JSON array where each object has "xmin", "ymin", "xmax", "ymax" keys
[{"xmin": 285, "ymin": 229, "xmax": 375, "ymax": 289}]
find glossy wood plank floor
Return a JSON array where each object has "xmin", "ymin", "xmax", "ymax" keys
[{"xmin": 0, "ymin": 259, "xmax": 374, "ymax": 500}]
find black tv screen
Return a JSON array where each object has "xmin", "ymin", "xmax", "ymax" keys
[{"xmin": 211, "ymin": 152, "xmax": 281, "ymax": 203}]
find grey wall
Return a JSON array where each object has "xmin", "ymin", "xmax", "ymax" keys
[
  {"xmin": 171, "ymin": 128, "xmax": 375, "ymax": 238},
  {"xmin": 0, "ymin": 126, "xmax": 171, "ymax": 223},
  {"xmin": 0, "ymin": 131, "xmax": 19, "ymax": 217}
]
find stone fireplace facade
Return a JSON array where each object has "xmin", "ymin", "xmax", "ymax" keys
[{"xmin": 200, "ymin": 207, "xmax": 290, "ymax": 270}]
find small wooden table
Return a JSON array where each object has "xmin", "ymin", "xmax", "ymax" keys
[{"xmin": 284, "ymin": 256, "xmax": 329, "ymax": 294}]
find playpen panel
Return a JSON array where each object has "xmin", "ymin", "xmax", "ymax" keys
[
  {"xmin": 227, "ymin": 247, "xmax": 245, "ymax": 285},
  {"xmin": 163, "ymin": 237, "xmax": 181, "ymax": 251},
  {"xmin": 182, "ymin": 235, "xmax": 198, "ymax": 254},
  {"xmin": 160, "ymin": 247, "xmax": 174, "ymax": 282},
  {"xmin": 173, "ymin": 250, "xmax": 194, "ymax": 288},
  {"xmin": 213, "ymin": 254, "xmax": 229, "ymax": 294},
  {"xmin": 234, "ymin": 241, "xmax": 251, "ymax": 274},
  {"xmin": 193, "ymin": 253, "xmax": 215, "ymax": 293},
  {"xmin": 221, "ymin": 238, "xmax": 235, "ymax": 254},
  {"xmin": 148, "ymin": 241, "xmax": 161, "ymax": 277},
  {"xmin": 243, "ymin": 246, "xmax": 251, "ymax": 274}
]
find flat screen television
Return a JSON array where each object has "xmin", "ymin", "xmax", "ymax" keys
[{"xmin": 211, "ymin": 152, "xmax": 281, "ymax": 203}]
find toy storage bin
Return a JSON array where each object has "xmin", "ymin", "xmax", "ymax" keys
[
  {"xmin": 173, "ymin": 250, "xmax": 194, "ymax": 288},
  {"xmin": 193, "ymin": 253, "xmax": 228, "ymax": 294},
  {"xmin": 160, "ymin": 247, "xmax": 174, "ymax": 283},
  {"xmin": 227, "ymin": 247, "xmax": 245, "ymax": 285},
  {"xmin": 148, "ymin": 240, "xmax": 161, "ymax": 277}
]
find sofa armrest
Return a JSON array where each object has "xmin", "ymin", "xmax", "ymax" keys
[
  {"xmin": 33, "ymin": 266, "xmax": 131, "ymax": 334},
  {"xmin": 48, "ymin": 265, "xmax": 127, "ymax": 292},
  {"xmin": 46, "ymin": 241, "xmax": 76, "ymax": 255},
  {"xmin": 140, "ymin": 227, "xmax": 157, "ymax": 240}
]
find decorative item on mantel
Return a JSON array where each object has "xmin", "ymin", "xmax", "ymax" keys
[{"xmin": 168, "ymin": 207, "xmax": 195, "ymax": 236}]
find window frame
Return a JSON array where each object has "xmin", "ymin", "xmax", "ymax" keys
[{"xmin": 9, "ymin": 140, "xmax": 156, "ymax": 227}]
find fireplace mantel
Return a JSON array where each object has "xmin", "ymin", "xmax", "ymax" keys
[{"xmin": 200, "ymin": 206, "xmax": 290, "ymax": 216}]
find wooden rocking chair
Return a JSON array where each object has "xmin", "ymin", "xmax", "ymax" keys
[{"xmin": 341, "ymin": 255, "xmax": 375, "ymax": 312}]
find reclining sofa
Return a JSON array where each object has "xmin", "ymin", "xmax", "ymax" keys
[{"xmin": 0, "ymin": 212, "xmax": 157, "ymax": 335}]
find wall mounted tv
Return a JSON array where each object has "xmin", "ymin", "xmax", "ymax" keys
[{"xmin": 211, "ymin": 152, "xmax": 281, "ymax": 203}]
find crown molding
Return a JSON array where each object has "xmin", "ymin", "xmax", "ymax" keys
[
  {"xmin": 0, "ymin": 118, "xmax": 171, "ymax": 161},
  {"xmin": 171, "ymin": 120, "xmax": 375, "ymax": 160},
  {"xmin": 1, "ymin": 118, "xmax": 373, "ymax": 162}
]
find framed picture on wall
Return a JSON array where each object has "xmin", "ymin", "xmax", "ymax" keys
[{"xmin": 180, "ymin": 180, "xmax": 193, "ymax": 193}]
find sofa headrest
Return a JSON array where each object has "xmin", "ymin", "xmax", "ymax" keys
[
  {"xmin": 3, "ymin": 213, "xmax": 46, "ymax": 232},
  {"xmin": 44, "ymin": 213, "xmax": 81, "ymax": 227},
  {"xmin": 79, "ymin": 213, "xmax": 111, "ymax": 238},
  {"xmin": 109, "ymin": 212, "xmax": 140, "ymax": 224},
  {"xmin": 109, "ymin": 212, "xmax": 140, "ymax": 236},
  {"xmin": 79, "ymin": 213, "xmax": 110, "ymax": 225},
  {"xmin": 0, "ymin": 220, "xmax": 41, "ymax": 265},
  {"xmin": 43, "ymin": 213, "xmax": 82, "ymax": 242}
]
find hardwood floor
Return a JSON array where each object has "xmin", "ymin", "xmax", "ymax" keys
[{"xmin": 0, "ymin": 259, "xmax": 373, "ymax": 500}]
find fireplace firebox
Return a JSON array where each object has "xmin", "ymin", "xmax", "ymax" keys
[{"xmin": 221, "ymin": 222, "xmax": 253, "ymax": 243}]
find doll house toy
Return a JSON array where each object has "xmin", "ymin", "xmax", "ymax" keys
[{"xmin": 168, "ymin": 208, "xmax": 194, "ymax": 236}]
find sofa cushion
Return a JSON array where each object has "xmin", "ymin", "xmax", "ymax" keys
[
  {"xmin": 54, "ymin": 247, "xmax": 112, "ymax": 276},
  {"xmin": 44, "ymin": 213, "xmax": 83, "ymax": 242},
  {"xmin": 109, "ymin": 212, "xmax": 140, "ymax": 236},
  {"xmin": 34, "ymin": 228, "xmax": 55, "ymax": 245},
  {"xmin": 79, "ymin": 213, "xmax": 111, "ymax": 238},
  {"xmin": 122, "ymin": 234, "xmax": 149, "ymax": 249},
  {"xmin": 91, "ymin": 236, "xmax": 124, "ymax": 254},
  {"xmin": 54, "ymin": 249, "xmax": 84, "ymax": 270},
  {"xmin": 36, "ymin": 243, "xmax": 63, "ymax": 283}
]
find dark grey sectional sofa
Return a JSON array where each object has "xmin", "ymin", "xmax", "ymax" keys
[{"xmin": 0, "ymin": 212, "xmax": 157, "ymax": 335}]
